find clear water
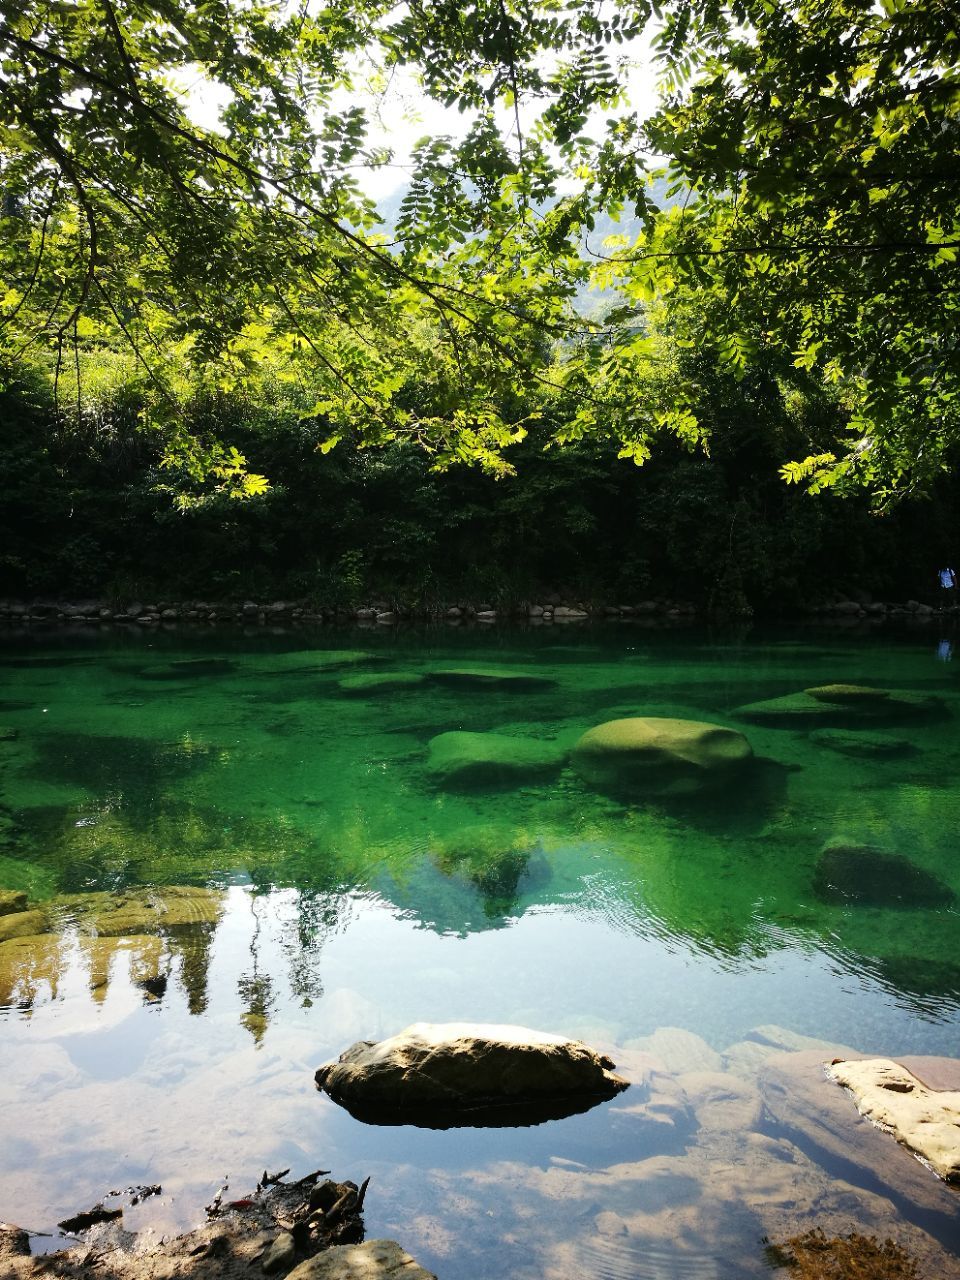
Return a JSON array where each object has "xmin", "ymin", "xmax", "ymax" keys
[{"xmin": 1, "ymin": 625, "xmax": 960, "ymax": 1275}]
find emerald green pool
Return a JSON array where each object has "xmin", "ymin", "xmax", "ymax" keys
[{"xmin": 1, "ymin": 625, "xmax": 959, "ymax": 1275}]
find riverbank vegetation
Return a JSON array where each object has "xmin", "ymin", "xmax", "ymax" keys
[{"xmin": 1, "ymin": 0, "xmax": 957, "ymax": 608}]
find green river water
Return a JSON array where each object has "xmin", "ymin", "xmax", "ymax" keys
[{"xmin": 1, "ymin": 625, "xmax": 959, "ymax": 1277}]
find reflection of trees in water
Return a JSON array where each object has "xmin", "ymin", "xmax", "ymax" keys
[
  {"xmin": 0, "ymin": 886, "xmax": 223, "ymax": 1013},
  {"xmin": 279, "ymin": 890, "xmax": 342, "ymax": 1008},
  {"xmin": 237, "ymin": 891, "xmax": 277, "ymax": 1045}
]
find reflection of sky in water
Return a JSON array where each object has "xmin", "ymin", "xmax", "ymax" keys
[{"xmin": 3, "ymin": 628, "xmax": 960, "ymax": 1274}]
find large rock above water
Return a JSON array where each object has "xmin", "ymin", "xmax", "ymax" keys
[
  {"xmin": 828, "ymin": 1058, "xmax": 960, "ymax": 1182},
  {"xmin": 426, "ymin": 731, "xmax": 565, "ymax": 789},
  {"xmin": 812, "ymin": 842, "xmax": 954, "ymax": 909},
  {"xmin": 572, "ymin": 717, "xmax": 752, "ymax": 796},
  {"xmin": 315, "ymin": 1022, "xmax": 629, "ymax": 1127}
]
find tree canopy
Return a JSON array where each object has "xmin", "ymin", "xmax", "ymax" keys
[{"xmin": 1, "ymin": 0, "xmax": 958, "ymax": 502}]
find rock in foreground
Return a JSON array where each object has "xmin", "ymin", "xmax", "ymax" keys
[
  {"xmin": 315, "ymin": 1022, "xmax": 629, "ymax": 1127},
  {"xmin": 288, "ymin": 1240, "xmax": 436, "ymax": 1280},
  {"xmin": 573, "ymin": 716, "xmax": 752, "ymax": 796},
  {"xmin": 828, "ymin": 1058, "xmax": 960, "ymax": 1182}
]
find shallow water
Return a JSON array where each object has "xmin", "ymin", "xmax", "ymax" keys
[{"xmin": 1, "ymin": 625, "xmax": 960, "ymax": 1274}]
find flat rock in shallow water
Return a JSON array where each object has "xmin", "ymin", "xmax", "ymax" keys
[
  {"xmin": 426, "ymin": 731, "xmax": 565, "ymax": 789},
  {"xmin": 315, "ymin": 1022, "xmax": 629, "ymax": 1128},
  {"xmin": 0, "ymin": 888, "xmax": 27, "ymax": 916},
  {"xmin": 427, "ymin": 667, "xmax": 556, "ymax": 691},
  {"xmin": 809, "ymin": 728, "xmax": 913, "ymax": 758},
  {"xmin": 735, "ymin": 690, "xmax": 945, "ymax": 727},
  {"xmin": 0, "ymin": 908, "xmax": 48, "ymax": 944},
  {"xmin": 813, "ymin": 843, "xmax": 954, "ymax": 909},
  {"xmin": 573, "ymin": 717, "xmax": 752, "ymax": 797},
  {"xmin": 0, "ymin": 934, "xmax": 64, "ymax": 1006},
  {"xmin": 337, "ymin": 672, "xmax": 426, "ymax": 696},
  {"xmin": 61, "ymin": 885, "xmax": 224, "ymax": 936},
  {"xmin": 828, "ymin": 1058, "xmax": 960, "ymax": 1182},
  {"xmin": 288, "ymin": 1240, "xmax": 436, "ymax": 1280},
  {"xmin": 255, "ymin": 650, "xmax": 375, "ymax": 675},
  {"xmin": 137, "ymin": 659, "xmax": 235, "ymax": 680},
  {"xmin": 804, "ymin": 683, "xmax": 891, "ymax": 704}
]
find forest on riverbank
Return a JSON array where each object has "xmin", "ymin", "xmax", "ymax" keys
[
  {"xmin": 1, "ymin": 0, "xmax": 957, "ymax": 613},
  {"xmin": 2, "ymin": 347, "xmax": 958, "ymax": 614}
]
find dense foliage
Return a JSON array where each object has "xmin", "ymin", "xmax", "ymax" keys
[
  {"xmin": 1, "ymin": 0, "xmax": 958, "ymax": 604},
  {"xmin": 2, "ymin": 0, "xmax": 958, "ymax": 506},
  {"xmin": 594, "ymin": 0, "xmax": 960, "ymax": 503},
  {"xmin": 1, "ymin": 344, "xmax": 953, "ymax": 612}
]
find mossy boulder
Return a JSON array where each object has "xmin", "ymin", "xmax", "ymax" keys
[
  {"xmin": 572, "ymin": 717, "xmax": 753, "ymax": 796},
  {"xmin": 809, "ymin": 729, "xmax": 913, "ymax": 759},
  {"xmin": 813, "ymin": 843, "xmax": 954, "ymax": 909},
  {"xmin": 0, "ymin": 889, "xmax": 28, "ymax": 917},
  {"xmin": 337, "ymin": 672, "xmax": 426, "ymax": 696},
  {"xmin": 426, "ymin": 731, "xmax": 565, "ymax": 789},
  {"xmin": 428, "ymin": 668, "xmax": 556, "ymax": 692}
]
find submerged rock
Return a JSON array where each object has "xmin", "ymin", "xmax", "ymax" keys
[
  {"xmin": 0, "ymin": 888, "xmax": 27, "ymax": 916},
  {"xmin": 426, "ymin": 731, "xmax": 565, "ymax": 789},
  {"xmin": 735, "ymin": 689, "xmax": 944, "ymax": 727},
  {"xmin": 427, "ymin": 667, "xmax": 556, "ymax": 691},
  {"xmin": 137, "ymin": 659, "xmax": 236, "ymax": 680},
  {"xmin": 809, "ymin": 728, "xmax": 913, "ymax": 758},
  {"xmin": 0, "ymin": 934, "xmax": 64, "ymax": 1007},
  {"xmin": 315, "ymin": 1022, "xmax": 629, "ymax": 1127},
  {"xmin": 572, "ymin": 716, "xmax": 752, "ymax": 796},
  {"xmin": 812, "ymin": 843, "xmax": 954, "ymax": 909},
  {"xmin": 256, "ymin": 650, "xmax": 375, "ymax": 675},
  {"xmin": 828, "ymin": 1058, "xmax": 960, "ymax": 1182},
  {"xmin": 337, "ymin": 672, "xmax": 426, "ymax": 696},
  {"xmin": 288, "ymin": 1240, "xmax": 436, "ymax": 1280},
  {"xmin": 804, "ymin": 683, "xmax": 891, "ymax": 704}
]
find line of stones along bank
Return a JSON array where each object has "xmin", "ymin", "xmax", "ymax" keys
[
  {"xmin": 0, "ymin": 595, "xmax": 953, "ymax": 628},
  {"xmin": 0, "ymin": 598, "xmax": 699, "ymax": 627}
]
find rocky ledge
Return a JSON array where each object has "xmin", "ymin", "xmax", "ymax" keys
[
  {"xmin": 0, "ymin": 1171, "xmax": 436, "ymax": 1280},
  {"xmin": 827, "ymin": 1058, "xmax": 960, "ymax": 1182}
]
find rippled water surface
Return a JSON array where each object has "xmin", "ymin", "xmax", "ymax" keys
[{"xmin": 2, "ymin": 625, "xmax": 960, "ymax": 1275}]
